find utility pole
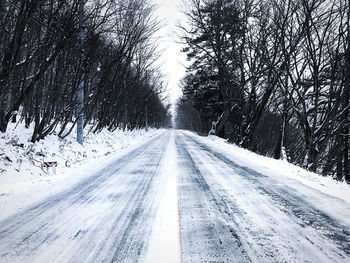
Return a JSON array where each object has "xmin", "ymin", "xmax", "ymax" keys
[
  {"xmin": 280, "ymin": 115, "xmax": 286, "ymax": 160},
  {"xmin": 145, "ymin": 97, "xmax": 148, "ymax": 131},
  {"xmin": 77, "ymin": 0, "xmax": 85, "ymax": 145}
]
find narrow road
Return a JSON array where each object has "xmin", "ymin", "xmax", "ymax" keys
[{"xmin": 0, "ymin": 130, "xmax": 349, "ymax": 262}]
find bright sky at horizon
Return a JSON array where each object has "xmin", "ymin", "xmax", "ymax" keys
[{"xmin": 152, "ymin": 0, "xmax": 188, "ymax": 106}]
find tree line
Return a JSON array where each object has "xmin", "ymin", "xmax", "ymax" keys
[
  {"xmin": 0, "ymin": 0, "xmax": 171, "ymax": 143},
  {"xmin": 176, "ymin": 0, "xmax": 350, "ymax": 181}
]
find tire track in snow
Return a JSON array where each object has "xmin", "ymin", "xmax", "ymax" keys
[
  {"xmin": 0, "ymin": 132, "xmax": 169, "ymax": 263},
  {"xmin": 0, "ymin": 132, "xmax": 164, "ymax": 238},
  {"xmin": 177, "ymin": 181, "xmax": 184, "ymax": 263},
  {"xmin": 176, "ymin": 134, "xmax": 251, "ymax": 263},
  {"xmin": 180, "ymin": 132, "xmax": 350, "ymax": 262}
]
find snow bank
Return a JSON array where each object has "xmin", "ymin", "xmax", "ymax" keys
[
  {"xmin": 0, "ymin": 123, "xmax": 164, "ymax": 221},
  {"xmin": 183, "ymin": 131, "xmax": 350, "ymax": 204}
]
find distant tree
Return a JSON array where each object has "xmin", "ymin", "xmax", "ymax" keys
[{"xmin": 178, "ymin": 0, "xmax": 350, "ymax": 182}]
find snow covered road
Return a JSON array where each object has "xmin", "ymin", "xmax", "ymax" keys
[
  {"xmin": 0, "ymin": 130, "xmax": 350, "ymax": 262},
  {"xmin": 0, "ymin": 132, "xmax": 177, "ymax": 262},
  {"xmin": 176, "ymin": 133, "xmax": 350, "ymax": 262}
]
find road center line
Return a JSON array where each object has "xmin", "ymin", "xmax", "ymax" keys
[{"xmin": 143, "ymin": 131, "xmax": 182, "ymax": 263}]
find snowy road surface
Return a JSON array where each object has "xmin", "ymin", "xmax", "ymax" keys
[{"xmin": 1, "ymin": 130, "xmax": 350, "ymax": 262}]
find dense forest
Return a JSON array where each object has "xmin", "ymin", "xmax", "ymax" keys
[
  {"xmin": 0, "ymin": 0, "xmax": 171, "ymax": 144},
  {"xmin": 176, "ymin": 0, "xmax": 350, "ymax": 181}
]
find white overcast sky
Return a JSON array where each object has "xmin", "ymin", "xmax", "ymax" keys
[{"xmin": 152, "ymin": 0, "xmax": 187, "ymax": 105}]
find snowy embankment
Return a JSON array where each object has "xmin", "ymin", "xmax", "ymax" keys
[
  {"xmin": 0, "ymin": 123, "xmax": 163, "ymax": 221},
  {"xmin": 183, "ymin": 131, "xmax": 350, "ymax": 226}
]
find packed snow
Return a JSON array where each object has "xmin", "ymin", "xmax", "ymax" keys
[
  {"xmin": 0, "ymin": 128, "xmax": 349, "ymax": 262},
  {"xmin": 184, "ymin": 131, "xmax": 350, "ymax": 228},
  {"xmin": 0, "ymin": 123, "xmax": 162, "ymax": 221}
]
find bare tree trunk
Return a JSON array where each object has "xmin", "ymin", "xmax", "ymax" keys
[{"xmin": 76, "ymin": 0, "xmax": 85, "ymax": 145}]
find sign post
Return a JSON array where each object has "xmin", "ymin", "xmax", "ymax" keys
[
  {"xmin": 42, "ymin": 161, "xmax": 57, "ymax": 175},
  {"xmin": 209, "ymin": 121, "xmax": 217, "ymax": 135}
]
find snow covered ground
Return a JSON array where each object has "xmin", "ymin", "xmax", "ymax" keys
[
  {"xmin": 183, "ymin": 131, "xmax": 350, "ymax": 226},
  {"xmin": 177, "ymin": 131, "xmax": 350, "ymax": 262},
  {"xmin": 0, "ymin": 129, "xmax": 349, "ymax": 262},
  {"xmin": 0, "ymin": 123, "xmax": 162, "ymax": 221}
]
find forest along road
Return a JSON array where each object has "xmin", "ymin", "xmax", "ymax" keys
[{"xmin": 0, "ymin": 130, "xmax": 350, "ymax": 263}]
